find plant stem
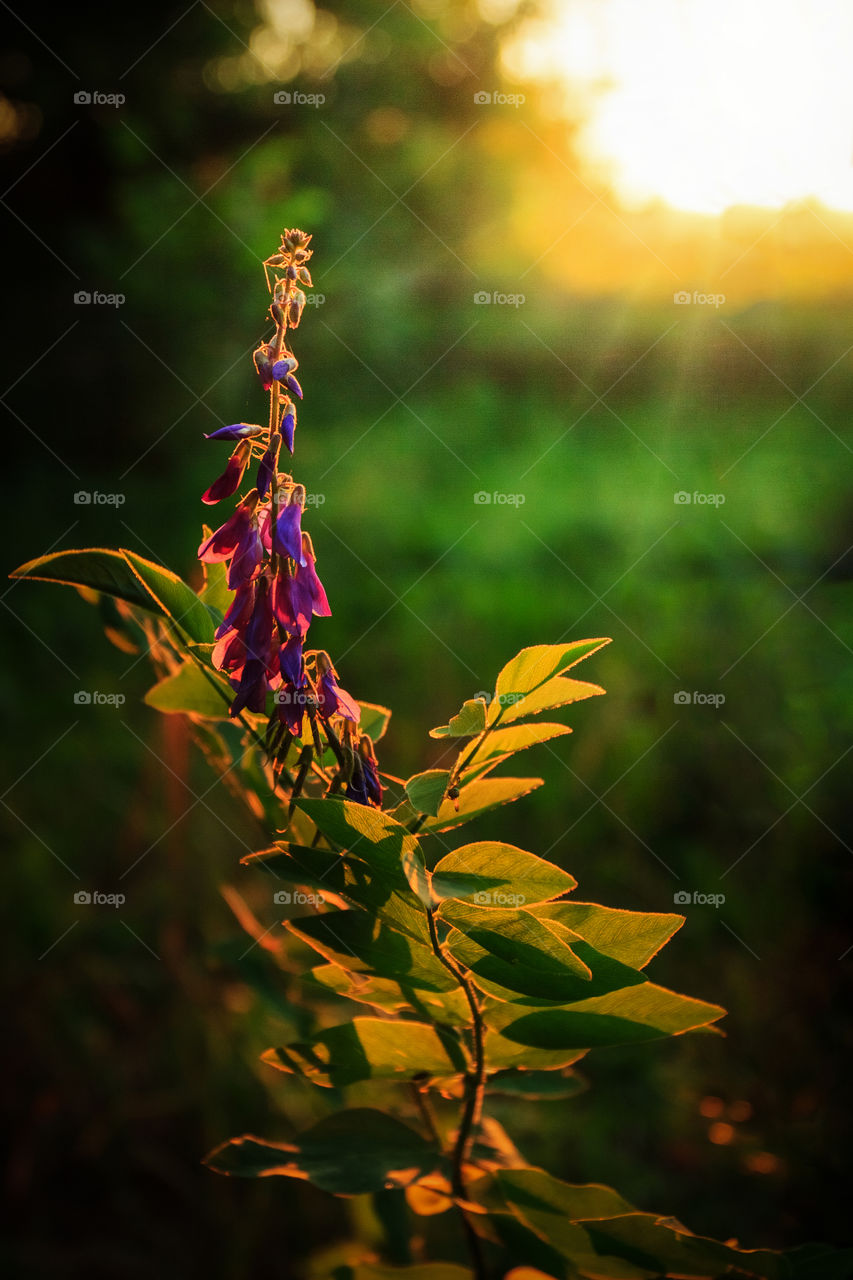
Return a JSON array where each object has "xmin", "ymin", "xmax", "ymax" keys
[{"xmin": 425, "ymin": 906, "xmax": 488, "ymax": 1280}]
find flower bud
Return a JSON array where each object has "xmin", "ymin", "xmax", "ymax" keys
[
  {"xmin": 280, "ymin": 400, "xmax": 297, "ymax": 454},
  {"xmin": 205, "ymin": 423, "xmax": 264, "ymax": 442},
  {"xmin": 253, "ymin": 344, "xmax": 275, "ymax": 390},
  {"xmin": 272, "ymin": 355, "xmax": 298, "ymax": 380}
]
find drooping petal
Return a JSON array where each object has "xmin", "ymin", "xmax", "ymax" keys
[
  {"xmin": 279, "ymin": 633, "xmax": 304, "ymax": 686},
  {"xmin": 214, "ymin": 580, "xmax": 255, "ymax": 640},
  {"xmin": 271, "ymin": 355, "xmax": 298, "ymax": 381},
  {"xmin": 212, "ymin": 628, "xmax": 246, "ymax": 675},
  {"xmin": 202, "ymin": 444, "xmax": 250, "ymax": 505},
  {"xmin": 198, "ymin": 504, "xmax": 252, "ymax": 564},
  {"xmin": 257, "ymin": 434, "xmax": 281, "ymax": 500},
  {"xmin": 317, "ymin": 670, "xmax": 360, "ymax": 722},
  {"xmin": 297, "ymin": 539, "xmax": 331, "ymax": 617},
  {"xmin": 273, "ymin": 499, "xmax": 305, "ymax": 565},
  {"xmin": 227, "ymin": 521, "xmax": 263, "ymax": 589},
  {"xmin": 244, "ymin": 574, "xmax": 274, "ymax": 664},
  {"xmin": 230, "ymin": 657, "xmax": 268, "ymax": 717},
  {"xmin": 283, "ymin": 372, "xmax": 303, "ymax": 400}
]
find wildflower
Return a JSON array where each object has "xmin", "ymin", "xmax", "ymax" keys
[
  {"xmin": 257, "ymin": 433, "xmax": 281, "ymax": 500},
  {"xmin": 272, "ymin": 355, "xmax": 298, "ymax": 380},
  {"xmin": 280, "ymin": 401, "xmax": 297, "ymax": 455},
  {"xmin": 198, "ymin": 492, "xmax": 258, "ymax": 563},
  {"xmin": 214, "ymin": 580, "xmax": 255, "ymax": 639},
  {"xmin": 253, "ymin": 344, "xmax": 275, "ymax": 391},
  {"xmin": 279, "ymin": 633, "xmax": 304, "ymax": 686},
  {"xmin": 228, "ymin": 516, "xmax": 264, "ymax": 589},
  {"xmin": 202, "ymin": 441, "xmax": 251, "ymax": 505},
  {"xmin": 315, "ymin": 651, "xmax": 360, "ymax": 722},
  {"xmin": 205, "ymin": 423, "xmax": 264, "ymax": 442},
  {"xmin": 273, "ymin": 485, "xmax": 306, "ymax": 565}
]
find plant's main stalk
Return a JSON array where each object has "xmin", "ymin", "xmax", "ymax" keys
[{"xmin": 197, "ymin": 229, "xmax": 382, "ymax": 807}]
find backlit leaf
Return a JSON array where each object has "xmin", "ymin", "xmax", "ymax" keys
[{"xmin": 431, "ymin": 842, "xmax": 575, "ymax": 906}]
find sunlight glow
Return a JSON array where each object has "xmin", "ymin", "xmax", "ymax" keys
[{"xmin": 502, "ymin": 0, "xmax": 853, "ymax": 216}]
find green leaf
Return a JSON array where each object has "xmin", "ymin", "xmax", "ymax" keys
[
  {"xmin": 439, "ymin": 902, "xmax": 601, "ymax": 1002},
  {"xmin": 532, "ymin": 902, "xmax": 683, "ymax": 969},
  {"xmin": 420, "ymin": 777, "xmax": 544, "ymax": 834},
  {"xmin": 499, "ymin": 1168, "xmax": 787, "ymax": 1279},
  {"xmin": 492, "ymin": 676, "xmax": 606, "ymax": 727},
  {"xmin": 295, "ymin": 798, "xmax": 431, "ymax": 905},
  {"xmin": 494, "ymin": 640, "xmax": 610, "ymax": 702},
  {"xmin": 487, "ymin": 1068, "xmax": 587, "ymax": 1101},
  {"xmin": 11, "ymin": 547, "xmax": 215, "ymax": 644},
  {"xmin": 144, "ymin": 660, "xmax": 233, "ymax": 718},
  {"xmin": 204, "ymin": 1108, "xmax": 439, "ymax": 1194},
  {"xmin": 262, "ymin": 1017, "xmax": 467, "ymax": 1087},
  {"xmin": 429, "ymin": 698, "xmax": 487, "ymax": 739},
  {"xmin": 405, "ymin": 769, "xmax": 452, "ymax": 817},
  {"xmin": 308, "ymin": 964, "xmax": 471, "ymax": 1026},
  {"xmin": 359, "ymin": 701, "xmax": 392, "ymax": 743},
  {"xmin": 484, "ymin": 982, "xmax": 726, "ymax": 1050},
  {"xmin": 432, "ymin": 842, "xmax": 576, "ymax": 906},
  {"xmin": 245, "ymin": 842, "xmax": 429, "ymax": 944},
  {"xmin": 287, "ymin": 912, "xmax": 456, "ymax": 992},
  {"xmin": 459, "ymin": 723, "xmax": 572, "ymax": 782},
  {"xmin": 198, "ymin": 546, "xmax": 230, "ymax": 620},
  {"xmin": 484, "ymin": 1032, "xmax": 588, "ymax": 1074}
]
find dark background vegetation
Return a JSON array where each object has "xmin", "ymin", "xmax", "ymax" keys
[{"xmin": 2, "ymin": 1, "xmax": 852, "ymax": 1276}]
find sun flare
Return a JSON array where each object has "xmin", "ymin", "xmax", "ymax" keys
[{"xmin": 502, "ymin": 0, "xmax": 853, "ymax": 216}]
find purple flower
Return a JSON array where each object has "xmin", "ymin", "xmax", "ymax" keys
[
  {"xmin": 279, "ymin": 633, "xmax": 304, "ymax": 685},
  {"xmin": 244, "ymin": 574, "xmax": 274, "ymax": 663},
  {"xmin": 212, "ymin": 628, "xmax": 246, "ymax": 674},
  {"xmin": 296, "ymin": 536, "xmax": 331, "ymax": 617},
  {"xmin": 214, "ymin": 580, "xmax": 255, "ymax": 640},
  {"xmin": 271, "ymin": 355, "xmax": 297, "ymax": 380},
  {"xmin": 283, "ymin": 373, "xmax": 303, "ymax": 400},
  {"xmin": 345, "ymin": 769, "xmax": 370, "ymax": 807},
  {"xmin": 275, "ymin": 681, "xmax": 310, "ymax": 736},
  {"xmin": 362, "ymin": 753, "xmax": 383, "ymax": 806},
  {"xmin": 228, "ymin": 519, "xmax": 263, "ymax": 589},
  {"xmin": 272, "ymin": 568, "xmax": 310, "ymax": 638},
  {"xmin": 229, "ymin": 658, "xmax": 268, "ymax": 717},
  {"xmin": 279, "ymin": 401, "xmax": 297, "ymax": 455},
  {"xmin": 202, "ymin": 442, "xmax": 250, "ymax": 505},
  {"xmin": 198, "ymin": 495, "xmax": 256, "ymax": 564},
  {"xmin": 257, "ymin": 434, "xmax": 280, "ymax": 500},
  {"xmin": 316, "ymin": 657, "xmax": 360, "ymax": 723},
  {"xmin": 273, "ymin": 487, "xmax": 306, "ymax": 565},
  {"xmin": 253, "ymin": 345, "xmax": 274, "ymax": 391}
]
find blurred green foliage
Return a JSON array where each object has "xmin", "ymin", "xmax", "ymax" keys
[{"xmin": 2, "ymin": 1, "xmax": 851, "ymax": 1276}]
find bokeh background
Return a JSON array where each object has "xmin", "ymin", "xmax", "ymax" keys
[{"xmin": 2, "ymin": 1, "xmax": 852, "ymax": 1276}]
